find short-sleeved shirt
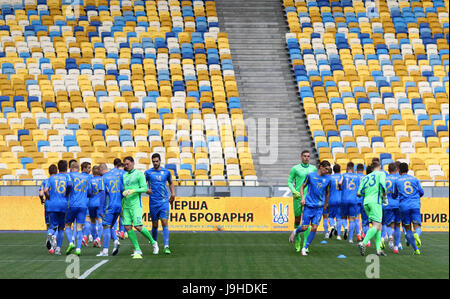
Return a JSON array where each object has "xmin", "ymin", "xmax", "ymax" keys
[
  {"xmin": 46, "ymin": 173, "xmax": 72, "ymax": 212},
  {"xmin": 393, "ymin": 174, "xmax": 424, "ymax": 211},
  {"xmin": 68, "ymin": 172, "xmax": 92, "ymax": 209},
  {"xmin": 144, "ymin": 167, "xmax": 172, "ymax": 207},
  {"xmin": 328, "ymin": 173, "xmax": 342, "ymax": 206},
  {"xmin": 341, "ymin": 173, "xmax": 361, "ymax": 204},
  {"xmin": 358, "ymin": 170, "xmax": 387, "ymax": 205},
  {"xmin": 303, "ymin": 172, "xmax": 331, "ymax": 208},
  {"xmin": 288, "ymin": 164, "xmax": 317, "ymax": 193}
]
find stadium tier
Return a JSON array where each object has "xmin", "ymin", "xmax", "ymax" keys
[
  {"xmin": 0, "ymin": 0, "xmax": 258, "ymax": 186},
  {"xmin": 283, "ymin": 0, "xmax": 449, "ymax": 185}
]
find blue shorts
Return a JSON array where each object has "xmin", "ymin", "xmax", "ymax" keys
[
  {"xmin": 341, "ymin": 203, "xmax": 360, "ymax": 217},
  {"xmin": 103, "ymin": 212, "xmax": 121, "ymax": 227},
  {"xmin": 88, "ymin": 207, "xmax": 101, "ymax": 219},
  {"xmin": 361, "ymin": 204, "xmax": 369, "ymax": 226},
  {"xmin": 302, "ymin": 206, "xmax": 323, "ymax": 226},
  {"xmin": 400, "ymin": 208, "xmax": 421, "ymax": 225},
  {"xmin": 328, "ymin": 204, "xmax": 341, "ymax": 219},
  {"xmin": 383, "ymin": 208, "xmax": 401, "ymax": 225},
  {"xmin": 150, "ymin": 204, "xmax": 170, "ymax": 221},
  {"xmin": 49, "ymin": 211, "xmax": 66, "ymax": 229},
  {"xmin": 65, "ymin": 207, "xmax": 87, "ymax": 225}
]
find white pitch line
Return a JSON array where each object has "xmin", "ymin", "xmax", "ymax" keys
[{"xmin": 78, "ymin": 259, "xmax": 109, "ymax": 279}]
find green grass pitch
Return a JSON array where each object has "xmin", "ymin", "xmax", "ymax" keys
[{"xmin": 0, "ymin": 231, "xmax": 448, "ymax": 279}]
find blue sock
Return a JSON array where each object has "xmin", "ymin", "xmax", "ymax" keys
[
  {"xmin": 111, "ymin": 222, "xmax": 118, "ymax": 241},
  {"xmin": 323, "ymin": 218, "xmax": 329, "ymax": 234},
  {"xmin": 48, "ymin": 228, "xmax": 55, "ymax": 236},
  {"xmin": 406, "ymin": 230, "xmax": 418, "ymax": 251},
  {"xmin": 336, "ymin": 218, "xmax": 341, "ymax": 235},
  {"xmin": 162, "ymin": 226, "xmax": 169, "ymax": 247},
  {"xmin": 349, "ymin": 220, "xmax": 355, "ymax": 240},
  {"xmin": 103, "ymin": 227, "xmax": 111, "ymax": 249},
  {"xmin": 97, "ymin": 223, "xmax": 103, "ymax": 239},
  {"xmin": 386, "ymin": 226, "xmax": 393, "ymax": 238},
  {"xmin": 76, "ymin": 230, "xmax": 83, "ymax": 249},
  {"xmin": 415, "ymin": 226, "xmax": 422, "ymax": 237},
  {"xmin": 119, "ymin": 218, "xmax": 125, "ymax": 232},
  {"xmin": 381, "ymin": 225, "xmax": 387, "ymax": 239},
  {"xmin": 90, "ymin": 222, "xmax": 98, "ymax": 239},
  {"xmin": 304, "ymin": 230, "xmax": 317, "ymax": 249},
  {"xmin": 152, "ymin": 227, "xmax": 158, "ymax": 241},
  {"xmin": 342, "ymin": 219, "xmax": 348, "ymax": 230},
  {"xmin": 84, "ymin": 221, "xmax": 91, "ymax": 238},
  {"xmin": 65, "ymin": 227, "xmax": 73, "ymax": 244},
  {"xmin": 57, "ymin": 229, "xmax": 64, "ymax": 247},
  {"xmin": 329, "ymin": 218, "xmax": 335, "ymax": 228},
  {"xmin": 394, "ymin": 227, "xmax": 401, "ymax": 247},
  {"xmin": 363, "ymin": 224, "xmax": 369, "ymax": 235},
  {"xmin": 354, "ymin": 218, "xmax": 361, "ymax": 236}
]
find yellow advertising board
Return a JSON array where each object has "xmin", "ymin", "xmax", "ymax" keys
[{"xmin": 0, "ymin": 196, "xmax": 448, "ymax": 232}]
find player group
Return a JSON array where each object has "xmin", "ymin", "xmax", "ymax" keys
[
  {"xmin": 288, "ymin": 150, "xmax": 424, "ymax": 257},
  {"xmin": 39, "ymin": 154, "xmax": 175, "ymax": 259}
]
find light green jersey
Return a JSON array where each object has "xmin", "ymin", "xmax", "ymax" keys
[
  {"xmin": 357, "ymin": 170, "xmax": 387, "ymax": 205},
  {"xmin": 122, "ymin": 169, "xmax": 148, "ymax": 209},
  {"xmin": 288, "ymin": 163, "xmax": 317, "ymax": 193}
]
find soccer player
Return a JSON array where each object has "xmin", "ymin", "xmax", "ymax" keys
[
  {"xmin": 65, "ymin": 162, "xmax": 92, "ymax": 256},
  {"xmin": 392, "ymin": 163, "xmax": 424, "ymax": 255},
  {"xmin": 97, "ymin": 164, "xmax": 123, "ymax": 256},
  {"xmin": 44, "ymin": 160, "xmax": 72, "ymax": 255},
  {"xmin": 357, "ymin": 161, "xmax": 387, "ymax": 256},
  {"xmin": 355, "ymin": 164, "xmax": 366, "ymax": 241},
  {"xmin": 287, "ymin": 150, "xmax": 316, "ymax": 252},
  {"xmin": 122, "ymin": 156, "xmax": 158, "ymax": 259},
  {"xmin": 339, "ymin": 162, "xmax": 361, "ymax": 243},
  {"xmin": 81, "ymin": 161, "xmax": 93, "ymax": 245},
  {"xmin": 40, "ymin": 164, "xmax": 57, "ymax": 252},
  {"xmin": 289, "ymin": 160, "xmax": 331, "ymax": 256},
  {"xmin": 88, "ymin": 165, "xmax": 105, "ymax": 248},
  {"xmin": 321, "ymin": 167, "xmax": 332, "ymax": 238},
  {"xmin": 383, "ymin": 163, "xmax": 401, "ymax": 253},
  {"xmin": 327, "ymin": 164, "xmax": 342, "ymax": 240},
  {"xmin": 145, "ymin": 153, "xmax": 176, "ymax": 254},
  {"xmin": 111, "ymin": 158, "xmax": 127, "ymax": 239}
]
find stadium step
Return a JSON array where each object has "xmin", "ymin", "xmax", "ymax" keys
[{"xmin": 216, "ymin": 0, "xmax": 318, "ymax": 185}]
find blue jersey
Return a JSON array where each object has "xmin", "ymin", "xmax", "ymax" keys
[
  {"xmin": 385, "ymin": 173, "xmax": 399, "ymax": 209},
  {"xmin": 303, "ymin": 172, "xmax": 331, "ymax": 208},
  {"xmin": 89, "ymin": 176, "xmax": 105, "ymax": 208},
  {"xmin": 46, "ymin": 173, "xmax": 72, "ymax": 212},
  {"xmin": 328, "ymin": 173, "xmax": 342, "ymax": 206},
  {"xmin": 356, "ymin": 173, "xmax": 365, "ymax": 203},
  {"xmin": 341, "ymin": 173, "xmax": 361, "ymax": 204},
  {"xmin": 101, "ymin": 169, "xmax": 124, "ymax": 214},
  {"xmin": 144, "ymin": 167, "xmax": 172, "ymax": 206},
  {"xmin": 68, "ymin": 172, "xmax": 92, "ymax": 208},
  {"xmin": 393, "ymin": 174, "xmax": 424, "ymax": 210},
  {"xmin": 110, "ymin": 168, "xmax": 125, "ymax": 181}
]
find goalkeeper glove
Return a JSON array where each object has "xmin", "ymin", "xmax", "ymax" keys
[
  {"xmin": 122, "ymin": 189, "xmax": 136, "ymax": 198},
  {"xmin": 292, "ymin": 190, "xmax": 301, "ymax": 199}
]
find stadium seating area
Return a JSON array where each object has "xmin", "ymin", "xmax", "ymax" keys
[
  {"xmin": 0, "ymin": 0, "xmax": 257, "ymax": 186},
  {"xmin": 283, "ymin": 0, "xmax": 449, "ymax": 185}
]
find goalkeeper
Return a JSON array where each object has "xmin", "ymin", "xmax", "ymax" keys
[
  {"xmin": 122, "ymin": 156, "xmax": 158, "ymax": 259},
  {"xmin": 357, "ymin": 161, "xmax": 388, "ymax": 257},
  {"xmin": 288, "ymin": 150, "xmax": 316, "ymax": 252}
]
